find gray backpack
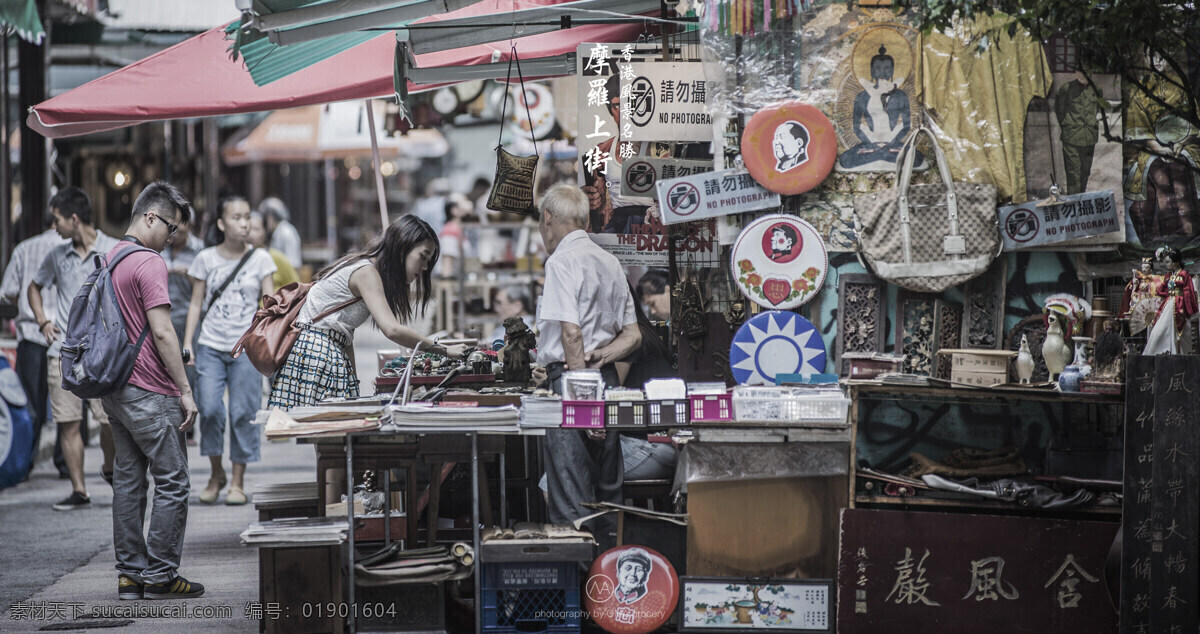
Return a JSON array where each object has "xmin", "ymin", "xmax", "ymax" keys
[{"xmin": 59, "ymin": 245, "xmax": 154, "ymax": 399}]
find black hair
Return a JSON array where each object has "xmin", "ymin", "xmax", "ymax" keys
[
  {"xmin": 318, "ymin": 214, "xmax": 439, "ymax": 322},
  {"xmin": 131, "ymin": 181, "xmax": 192, "ymax": 225},
  {"xmin": 784, "ymin": 121, "xmax": 808, "ymax": 144},
  {"xmin": 628, "ymin": 281, "xmax": 669, "ymax": 360},
  {"xmin": 637, "ymin": 269, "xmax": 670, "ymax": 300},
  {"xmin": 497, "ymin": 285, "xmax": 534, "ymax": 315},
  {"xmin": 772, "ymin": 224, "xmax": 799, "ymax": 250},
  {"xmin": 49, "ymin": 187, "xmax": 92, "ymax": 225},
  {"xmin": 207, "ymin": 196, "xmax": 249, "ymax": 246}
]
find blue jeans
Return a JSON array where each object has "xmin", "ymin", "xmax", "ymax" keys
[
  {"xmin": 196, "ymin": 344, "xmax": 261, "ymax": 464},
  {"xmin": 100, "ymin": 385, "xmax": 190, "ymax": 585}
]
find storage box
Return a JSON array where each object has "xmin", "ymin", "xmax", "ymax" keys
[
  {"xmin": 938, "ymin": 349, "xmax": 1015, "ymax": 387},
  {"xmin": 648, "ymin": 399, "xmax": 689, "ymax": 426},
  {"xmin": 689, "ymin": 393, "xmax": 733, "ymax": 423},
  {"xmin": 561, "ymin": 401, "xmax": 604, "ymax": 428},
  {"xmin": 731, "ymin": 386, "xmax": 851, "ymax": 426},
  {"xmin": 481, "ymin": 561, "xmax": 582, "ymax": 633},
  {"xmin": 258, "ymin": 544, "xmax": 345, "ymax": 634},
  {"xmin": 842, "ymin": 353, "xmax": 905, "ymax": 380},
  {"xmin": 606, "ymin": 400, "xmax": 648, "ymax": 428}
]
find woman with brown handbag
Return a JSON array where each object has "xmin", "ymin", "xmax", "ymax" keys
[{"xmin": 267, "ymin": 215, "xmax": 466, "ymax": 410}]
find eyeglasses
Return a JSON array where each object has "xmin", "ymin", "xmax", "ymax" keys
[{"xmin": 153, "ymin": 213, "xmax": 179, "ymax": 237}]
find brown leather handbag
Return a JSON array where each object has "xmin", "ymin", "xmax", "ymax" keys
[{"xmin": 232, "ymin": 282, "xmax": 361, "ymax": 376}]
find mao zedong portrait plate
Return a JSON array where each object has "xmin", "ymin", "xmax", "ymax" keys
[
  {"xmin": 732, "ymin": 214, "xmax": 827, "ymax": 310},
  {"xmin": 741, "ymin": 101, "xmax": 837, "ymax": 195}
]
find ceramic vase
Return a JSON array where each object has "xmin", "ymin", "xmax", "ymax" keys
[{"xmin": 1058, "ymin": 365, "xmax": 1082, "ymax": 392}]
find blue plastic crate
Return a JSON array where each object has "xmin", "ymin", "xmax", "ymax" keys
[{"xmin": 482, "ymin": 562, "xmax": 581, "ymax": 633}]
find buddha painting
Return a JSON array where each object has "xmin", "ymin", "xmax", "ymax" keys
[{"xmin": 835, "ymin": 27, "xmax": 925, "ymax": 173}]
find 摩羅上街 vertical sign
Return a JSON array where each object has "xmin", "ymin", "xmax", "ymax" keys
[{"xmin": 999, "ymin": 190, "xmax": 1119, "ymax": 251}]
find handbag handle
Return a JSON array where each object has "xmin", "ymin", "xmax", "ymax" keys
[
  {"xmin": 893, "ymin": 126, "xmax": 962, "ymax": 262},
  {"xmin": 495, "ymin": 47, "xmax": 539, "ymax": 159}
]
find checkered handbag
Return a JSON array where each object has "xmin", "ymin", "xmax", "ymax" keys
[{"xmin": 853, "ymin": 127, "xmax": 1000, "ymax": 293}]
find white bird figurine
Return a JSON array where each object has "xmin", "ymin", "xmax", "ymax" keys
[
  {"xmin": 1016, "ymin": 334, "xmax": 1035, "ymax": 384},
  {"xmin": 1042, "ymin": 312, "xmax": 1071, "ymax": 381}
]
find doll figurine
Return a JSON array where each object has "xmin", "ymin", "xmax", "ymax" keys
[{"xmin": 1145, "ymin": 246, "xmax": 1199, "ymax": 354}]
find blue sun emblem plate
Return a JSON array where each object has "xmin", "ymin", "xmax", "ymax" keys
[{"xmin": 730, "ymin": 311, "xmax": 827, "ymax": 385}]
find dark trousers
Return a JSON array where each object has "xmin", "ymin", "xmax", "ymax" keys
[
  {"xmin": 15, "ymin": 340, "xmax": 60, "ymax": 476},
  {"xmin": 542, "ymin": 362, "xmax": 623, "ymax": 551}
]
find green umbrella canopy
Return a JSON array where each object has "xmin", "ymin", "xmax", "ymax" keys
[{"xmin": 0, "ymin": 0, "xmax": 45, "ymax": 44}]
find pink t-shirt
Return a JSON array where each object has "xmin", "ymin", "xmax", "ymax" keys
[{"xmin": 107, "ymin": 241, "xmax": 180, "ymax": 397}]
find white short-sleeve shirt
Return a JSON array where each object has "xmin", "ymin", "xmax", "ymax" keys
[
  {"xmin": 535, "ymin": 230, "xmax": 636, "ymax": 365},
  {"xmin": 188, "ymin": 247, "xmax": 276, "ymax": 352}
]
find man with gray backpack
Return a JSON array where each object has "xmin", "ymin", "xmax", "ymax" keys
[{"xmin": 62, "ymin": 181, "xmax": 203, "ymax": 600}]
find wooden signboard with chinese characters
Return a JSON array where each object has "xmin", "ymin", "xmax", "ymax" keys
[
  {"xmin": 837, "ymin": 508, "xmax": 1118, "ymax": 633},
  {"xmin": 1121, "ymin": 355, "xmax": 1200, "ymax": 634}
]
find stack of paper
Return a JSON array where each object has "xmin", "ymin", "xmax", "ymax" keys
[
  {"xmin": 520, "ymin": 395, "xmax": 563, "ymax": 428},
  {"xmin": 240, "ymin": 517, "xmax": 348, "ymax": 547},
  {"xmin": 263, "ymin": 407, "xmax": 381, "ymax": 439},
  {"xmin": 384, "ymin": 404, "xmax": 521, "ymax": 432}
]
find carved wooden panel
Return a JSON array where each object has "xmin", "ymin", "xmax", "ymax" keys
[
  {"xmin": 837, "ymin": 274, "xmax": 887, "ymax": 375},
  {"xmin": 961, "ymin": 258, "xmax": 1008, "ymax": 349},
  {"xmin": 895, "ymin": 291, "xmax": 938, "ymax": 376},
  {"xmin": 1006, "ymin": 314, "xmax": 1049, "ymax": 383},
  {"xmin": 933, "ymin": 300, "xmax": 963, "ymax": 380}
]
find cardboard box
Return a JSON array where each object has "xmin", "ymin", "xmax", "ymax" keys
[{"xmin": 938, "ymin": 349, "xmax": 1015, "ymax": 387}]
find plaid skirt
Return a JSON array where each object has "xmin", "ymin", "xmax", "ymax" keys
[{"xmin": 268, "ymin": 327, "xmax": 359, "ymax": 409}]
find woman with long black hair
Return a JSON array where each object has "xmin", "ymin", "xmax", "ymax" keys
[{"xmin": 268, "ymin": 215, "xmax": 466, "ymax": 409}]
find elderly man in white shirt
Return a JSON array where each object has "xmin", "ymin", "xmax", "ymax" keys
[
  {"xmin": 535, "ymin": 183, "xmax": 641, "ymax": 550},
  {"xmin": 259, "ymin": 197, "xmax": 303, "ymax": 270}
]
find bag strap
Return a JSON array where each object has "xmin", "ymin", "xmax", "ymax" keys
[
  {"xmin": 100, "ymin": 244, "xmax": 157, "ymax": 344},
  {"xmin": 495, "ymin": 47, "xmax": 539, "ymax": 159},
  {"xmin": 196, "ymin": 247, "xmax": 256, "ymax": 342},
  {"xmin": 308, "ymin": 296, "xmax": 364, "ymax": 325},
  {"xmin": 894, "ymin": 126, "xmax": 961, "ymax": 264}
]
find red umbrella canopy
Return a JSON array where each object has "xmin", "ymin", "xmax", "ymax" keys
[{"xmin": 29, "ymin": 0, "xmax": 653, "ymax": 139}]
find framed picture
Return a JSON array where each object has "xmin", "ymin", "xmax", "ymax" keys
[{"xmin": 678, "ymin": 577, "xmax": 833, "ymax": 632}]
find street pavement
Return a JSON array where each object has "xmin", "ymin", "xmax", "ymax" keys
[{"xmin": 0, "ymin": 327, "xmax": 396, "ymax": 632}]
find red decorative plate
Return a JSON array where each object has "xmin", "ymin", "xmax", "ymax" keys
[
  {"xmin": 741, "ymin": 102, "xmax": 836, "ymax": 195},
  {"xmin": 584, "ymin": 545, "xmax": 678, "ymax": 633}
]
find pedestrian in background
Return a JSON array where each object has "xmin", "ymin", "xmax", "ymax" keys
[
  {"xmin": 0, "ymin": 212, "xmax": 67, "ymax": 478},
  {"xmin": 102, "ymin": 180, "xmax": 204, "ymax": 600},
  {"xmin": 249, "ymin": 209, "xmax": 300, "ymax": 290},
  {"xmin": 29, "ymin": 187, "xmax": 120, "ymax": 510},
  {"xmin": 183, "ymin": 197, "xmax": 275, "ymax": 506},
  {"xmin": 161, "ymin": 213, "xmax": 205, "ymax": 446},
  {"xmin": 259, "ymin": 197, "xmax": 302, "ymax": 270}
]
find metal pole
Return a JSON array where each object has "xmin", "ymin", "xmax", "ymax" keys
[
  {"xmin": 346, "ymin": 433, "xmax": 356, "ymax": 634},
  {"xmin": 363, "ymin": 99, "xmax": 390, "ymax": 230},
  {"xmin": 324, "ymin": 158, "xmax": 336, "ymax": 253},
  {"xmin": 471, "ymin": 432, "xmax": 481, "ymax": 634},
  {"xmin": 1, "ymin": 32, "xmax": 10, "ymax": 264}
]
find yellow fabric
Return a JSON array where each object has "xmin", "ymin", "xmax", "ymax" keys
[
  {"xmin": 920, "ymin": 13, "xmax": 1053, "ymax": 203},
  {"xmin": 269, "ymin": 248, "xmax": 299, "ymax": 290}
]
